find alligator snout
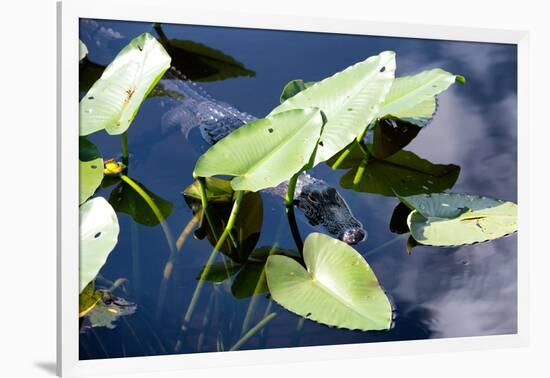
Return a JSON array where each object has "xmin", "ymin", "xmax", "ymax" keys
[{"xmin": 339, "ymin": 227, "xmax": 367, "ymax": 245}]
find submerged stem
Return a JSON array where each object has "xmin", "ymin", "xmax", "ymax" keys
[
  {"xmin": 330, "ymin": 124, "xmax": 370, "ymax": 170},
  {"xmin": 230, "ymin": 313, "xmax": 277, "ymax": 351},
  {"xmin": 184, "ymin": 190, "xmax": 245, "ymax": 323},
  {"xmin": 285, "ymin": 173, "xmax": 303, "ymax": 254},
  {"xmin": 352, "ymin": 152, "xmax": 370, "ymax": 190},
  {"xmin": 120, "ymin": 175, "xmax": 178, "ymax": 319},
  {"xmin": 121, "ymin": 132, "xmax": 129, "ymax": 166}
]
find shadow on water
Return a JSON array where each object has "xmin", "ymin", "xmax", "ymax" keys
[{"xmin": 79, "ymin": 18, "xmax": 518, "ymax": 359}]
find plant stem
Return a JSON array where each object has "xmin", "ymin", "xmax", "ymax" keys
[
  {"xmin": 285, "ymin": 173, "xmax": 303, "ymax": 254},
  {"xmin": 121, "ymin": 132, "xmax": 129, "ymax": 166},
  {"xmin": 352, "ymin": 152, "xmax": 370, "ymax": 191},
  {"xmin": 120, "ymin": 175, "xmax": 178, "ymax": 319},
  {"xmin": 330, "ymin": 124, "xmax": 370, "ymax": 170},
  {"xmin": 184, "ymin": 190, "xmax": 245, "ymax": 323},
  {"xmin": 240, "ymin": 245, "xmax": 279, "ymax": 335},
  {"xmin": 230, "ymin": 313, "xmax": 277, "ymax": 351}
]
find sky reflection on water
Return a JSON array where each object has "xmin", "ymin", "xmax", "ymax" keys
[{"xmin": 79, "ymin": 19, "xmax": 517, "ymax": 359}]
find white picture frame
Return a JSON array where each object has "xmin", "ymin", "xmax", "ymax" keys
[{"xmin": 57, "ymin": 1, "xmax": 529, "ymax": 376}]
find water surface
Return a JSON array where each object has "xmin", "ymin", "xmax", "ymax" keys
[{"xmin": 79, "ymin": 19, "xmax": 517, "ymax": 359}]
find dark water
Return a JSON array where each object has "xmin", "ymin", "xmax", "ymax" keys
[{"xmin": 79, "ymin": 19, "xmax": 517, "ymax": 359}]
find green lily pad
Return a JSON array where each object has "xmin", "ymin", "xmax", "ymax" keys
[
  {"xmin": 80, "ymin": 32, "xmax": 171, "ymax": 136},
  {"xmin": 183, "ymin": 178, "xmax": 263, "ymax": 263},
  {"xmin": 80, "ymin": 197, "xmax": 120, "ymax": 293},
  {"xmin": 193, "ymin": 108, "xmax": 325, "ymax": 192},
  {"xmin": 377, "ymin": 68, "xmax": 464, "ymax": 127},
  {"xmin": 79, "ymin": 138, "xmax": 103, "ymax": 204},
  {"xmin": 109, "ymin": 178, "xmax": 173, "ymax": 226},
  {"xmin": 266, "ymin": 233, "xmax": 392, "ymax": 331},
  {"xmin": 333, "ymin": 145, "xmax": 460, "ymax": 196},
  {"xmin": 400, "ymin": 193, "xmax": 518, "ymax": 246},
  {"xmin": 270, "ymin": 51, "xmax": 396, "ymax": 166}
]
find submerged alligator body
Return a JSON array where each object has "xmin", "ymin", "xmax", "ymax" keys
[{"xmin": 160, "ymin": 68, "xmax": 366, "ymax": 244}]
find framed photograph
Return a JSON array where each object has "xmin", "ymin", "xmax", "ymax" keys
[{"xmin": 58, "ymin": 0, "xmax": 529, "ymax": 376}]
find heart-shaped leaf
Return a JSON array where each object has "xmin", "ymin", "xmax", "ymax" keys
[
  {"xmin": 80, "ymin": 197, "xmax": 120, "ymax": 293},
  {"xmin": 193, "ymin": 108, "xmax": 325, "ymax": 192},
  {"xmin": 376, "ymin": 68, "xmax": 464, "ymax": 128},
  {"xmin": 266, "ymin": 233, "xmax": 392, "ymax": 331},
  {"xmin": 270, "ymin": 51, "xmax": 396, "ymax": 165},
  {"xmin": 79, "ymin": 138, "xmax": 104, "ymax": 204},
  {"xmin": 401, "ymin": 193, "xmax": 518, "ymax": 246},
  {"xmin": 80, "ymin": 32, "xmax": 171, "ymax": 136}
]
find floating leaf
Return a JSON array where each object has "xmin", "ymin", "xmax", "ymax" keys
[
  {"xmin": 334, "ymin": 146, "xmax": 460, "ymax": 196},
  {"xmin": 79, "ymin": 40, "xmax": 88, "ymax": 61},
  {"xmin": 193, "ymin": 108, "xmax": 325, "ymax": 192},
  {"xmin": 80, "ymin": 32, "xmax": 171, "ymax": 136},
  {"xmin": 79, "ymin": 138, "xmax": 104, "ymax": 204},
  {"xmin": 266, "ymin": 233, "xmax": 392, "ymax": 331},
  {"xmin": 376, "ymin": 68, "xmax": 463, "ymax": 128},
  {"xmin": 183, "ymin": 178, "xmax": 263, "ymax": 263},
  {"xmin": 155, "ymin": 23, "xmax": 255, "ymax": 82},
  {"xmin": 270, "ymin": 51, "xmax": 396, "ymax": 165},
  {"xmin": 279, "ymin": 79, "xmax": 314, "ymax": 103},
  {"xmin": 109, "ymin": 178, "xmax": 173, "ymax": 226},
  {"xmin": 80, "ymin": 197, "xmax": 120, "ymax": 293},
  {"xmin": 401, "ymin": 193, "xmax": 518, "ymax": 246}
]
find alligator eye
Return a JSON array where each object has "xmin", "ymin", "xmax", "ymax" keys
[{"xmin": 307, "ymin": 192, "xmax": 320, "ymax": 204}]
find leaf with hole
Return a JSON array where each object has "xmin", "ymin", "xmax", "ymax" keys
[
  {"xmin": 266, "ymin": 233, "xmax": 392, "ymax": 331},
  {"xmin": 400, "ymin": 193, "xmax": 518, "ymax": 246},
  {"xmin": 193, "ymin": 108, "xmax": 325, "ymax": 192},
  {"xmin": 79, "ymin": 138, "xmax": 104, "ymax": 204},
  {"xmin": 80, "ymin": 32, "xmax": 171, "ymax": 136},
  {"xmin": 80, "ymin": 197, "xmax": 120, "ymax": 293},
  {"xmin": 270, "ymin": 51, "xmax": 396, "ymax": 165}
]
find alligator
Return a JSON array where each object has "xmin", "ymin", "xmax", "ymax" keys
[{"xmin": 159, "ymin": 68, "xmax": 366, "ymax": 244}]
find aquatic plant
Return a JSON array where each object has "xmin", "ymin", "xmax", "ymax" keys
[
  {"xmin": 78, "ymin": 28, "xmax": 519, "ymax": 342},
  {"xmin": 399, "ymin": 193, "xmax": 518, "ymax": 246},
  {"xmin": 266, "ymin": 233, "xmax": 392, "ymax": 331}
]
